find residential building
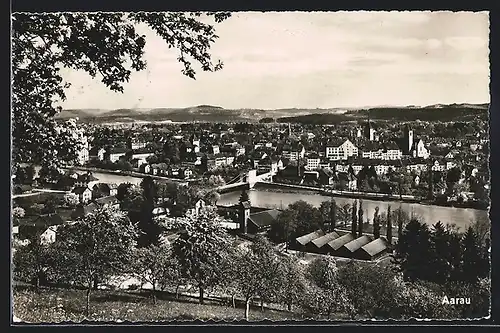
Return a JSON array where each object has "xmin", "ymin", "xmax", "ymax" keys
[
  {"xmin": 305, "ymin": 154, "xmax": 321, "ymax": 170},
  {"xmin": 72, "ymin": 186, "xmax": 92, "ymax": 203},
  {"xmin": 282, "ymin": 143, "xmax": 305, "ymax": 161},
  {"xmin": 325, "ymin": 139, "xmax": 358, "ymax": 160}
]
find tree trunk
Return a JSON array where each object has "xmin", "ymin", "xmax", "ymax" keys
[
  {"xmin": 175, "ymin": 284, "xmax": 180, "ymax": 299},
  {"xmin": 232, "ymin": 294, "xmax": 236, "ymax": 308},
  {"xmin": 86, "ymin": 286, "xmax": 91, "ymax": 317},
  {"xmin": 93, "ymin": 277, "xmax": 98, "ymax": 290},
  {"xmin": 287, "ymin": 303, "xmax": 292, "ymax": 311},
  {"xmin": 34, "ymin": 275, "xmax": 40, "ymax": 292},
  {"xmin": 260, "ymin": 298, "xmax": 264, "ymax": 312},
  {"xmin": 152, "ymin": 282, "xmax": 157, "ymax": 305},
  {"xmin": 245, "ymin": 297, "xmax": 251, "ymax": 320},
  {"xmin": 199, "ymin": 286, "xmax": 204, "ymax": 304}
]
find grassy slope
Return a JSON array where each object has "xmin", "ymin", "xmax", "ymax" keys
[{"xmin": 13, "ymin": 287, "xmax": 312, "ymax": 323}]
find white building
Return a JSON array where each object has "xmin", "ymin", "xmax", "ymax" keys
[
  {"xmin": 326, "ymin": 139, "xmax": 358, "ymax": 160},
  {"xmin": 412, "ymin": 139, "xmax": 430, "ymax": 159},
  {"xmin": 306, "ymin": 156, "xmax": 321, "ymax": 170}
]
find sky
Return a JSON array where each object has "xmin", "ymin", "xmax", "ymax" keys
[{"xmin": 60, "ymin": 11, "xmax": 490, "ymax": 110}]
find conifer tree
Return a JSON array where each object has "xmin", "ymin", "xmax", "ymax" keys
[
  {"xmin": 330, "ymin": 199, "xmax": 337, "ymax": 232},
  {"xmin": 461, "ymin": 226, "xmax": 482, "ymax": 284},
  {"xmin": 357, "ymin": 200, "xmax": 364, "ymax": 237},
  {"xmin": 387, "ymin": 205, "xmax": 393, "ymax": 245},
  {"xmin": 351, "ymin": 200, "xmax": 358, "ymax": 236},
  {"xmin": 373, "ymin": 206, "xmax": 380, "ymax": 239},
  {"xmin": 393, "ymin": 219, "xmax": 432, "ymax": 282},
  {"xmin": 429, "ymin": 222, "xmax": 452, "ymax": 284},
  {"xmin": 397, "ymin": 205, "xmax": 404, "ymax": 238}
]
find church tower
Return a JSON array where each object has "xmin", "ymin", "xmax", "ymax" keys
[{"xmin": 404, "ymin": 124, "xmax": 414, "ymax": 153}]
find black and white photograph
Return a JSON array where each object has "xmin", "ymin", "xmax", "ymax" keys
[{"xmin": 11, "ymin": 11, "xmax": 491, "ymax": 322}]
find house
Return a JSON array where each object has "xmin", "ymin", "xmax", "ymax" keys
[
  {"xmin": 92, "ymin": 183, "xmax": 118, "ymax": 197},
  {"xmin": 412, "ymin": 139, "xmax": 430, "ymax": 159},
  {"xmin": 335, "ymin": 235, "xmax": 373, "ymax": 258},
  {"xmin": 431, "ymin": 160, "xmax": 446, "ymax": 172},
  {"xmin": 97, "ymin": 148, "xmax": 106, "ymax": 161},
  {"xmin": 75, "ymin": 172, "xmax": 99, "ymax": 188},
  {"xmin": 325, "ymin": 139, "xmax": 358, "ymax": 160},
  {"xmin": 293, "ymin": 229, "xmax": 325, "ymax": 252},
  {"xmin": 132, "ymin": 151, "xmax": 155, "ymax": 162},
  {"xmin": 354, "ymin": 237, "xmax": 391, "ymax": 261},
  {"xmin": 71, "ymin": 202, "xmax": 99, "ymax": 220},
  {"xmin": 17, "ymin": 214, "xmax": 64, "ymax": 245},
  {"xmin": 181, "ymin": 168, "xmax": 193, "ymax": 179},
  {"xmin": 141, "ymin": 164, "xmax": 152, "ymax": 174},
  {"xmin": 40, "ymin": 226, "xmax": 59, "ymax": 245},
  {"xmin": 189, "ymin": 199, "xmax": 206, "ymax": 216},
  {"xmin": 72, "ymin": 186, "xmax": 92, "ymax": 204},
  {"xmin": 282, "ymin": 143, "xmax": 305, "ymax": 161},
  {"xmin": 305, "ymin": 154, "xmax": 321, "ymax": 170},
  {"xmin": 95, "ymin": 195, "xmax": 120, "ymax": 208},
  {"xmin": 106, "ymin": 147, "xmax": 129, "ymax": 163},
  {"xmin": 77, "ymin": 143, "xmax": 90, "ymax": 165},
  {"xmin": 239, "ymin": 201, "xmax": 281, "ymax": 234},
  {"xmin": 129, "ymin": 139, "xmax": 147, "ymax": 150},
  {"xmin": 108, "ymin": 184, "xmax": 118, "ymax": 196}
]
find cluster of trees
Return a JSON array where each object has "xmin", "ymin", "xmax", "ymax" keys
[
  {"xmin": 269, "ymin": 199, "xmax": 409, "ymax": 246},
  {"xmin": 13, "ymin": 202, "xmax": 490, "ymax": 320},
  {"xmin": 394, "ymin": 220, "xmax": 490, "ymax": 284},
  {"xmin": 269, "ymin": 200, "xmax": 350, "ymax": 244}
]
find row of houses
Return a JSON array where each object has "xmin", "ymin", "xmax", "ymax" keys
[{"xmin": 293, "ymin": 229, "xmax": 392, "ymax": 261}]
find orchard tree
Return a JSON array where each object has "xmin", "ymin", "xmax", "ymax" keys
[
  {"xmin": 303, "ymin": 257, "xmax": 354, "ymax": 319},
  {"xmin": 172, "ymin": 206, "xmax": 231, "ymax": 304},
  {"xmin": 278, "ymin": 256, "xmax": 306, "ymax": 312},
  {"xmin": 233, "ymin": 235, "xmax": 282, "ymax": 320},
  {"xmin": 49, "ymin": 205, "xmax": 138, "ymax": 316},
  {"xmin": 13, "ymin": 230, "xmax": 51, "ymax": 290},
  {"xmin": 12, "ymin": 12, "xmax": 230, "ymax": 168},
  {"xmin": 130, "ymin": 244, "xmax": 172, "ymax": 304}
]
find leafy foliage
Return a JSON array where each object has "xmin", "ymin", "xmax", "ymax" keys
[
  {"xmin": 49, "ymin": 205, "xmax": 138, "ymax": 314},
  {"xmin": 12, "ymin": 12, "xmax": 230, "ymax": 167},
  {"xmin": 172, "ymin": 206, "xmax": 231, "ymax": 304}
]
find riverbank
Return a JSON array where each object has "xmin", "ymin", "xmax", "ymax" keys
[
  {"xmin": 254, "ymin": 182, "xmax": 489, "ymax": 211},
  {"xmin": 62, "ymin": 166, "xmax": 196, "ymax": 184}
]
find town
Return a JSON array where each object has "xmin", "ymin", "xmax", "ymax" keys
[
  {"xmin": 11, "ymin": 11, "xmax": 491, "ymax": 323},
  {"xmin": 14, "ymin": 115, "xmax": 490, "ymax": 209},
  {"xmin": 12, "ymin": 115, "xmax": 491, "ymax": 321}
]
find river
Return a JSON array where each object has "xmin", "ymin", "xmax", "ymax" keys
[
  {"xmin": 62, "ymin": 169, "xmax": 489, "ymax": 231},
  {"xmin": 218, "ymin": 189, "xmax": 489, "ymax": 232}
]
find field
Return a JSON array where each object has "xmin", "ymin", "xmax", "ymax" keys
[{"xmin": 12, "ymin": 286, "xmax": 314, "ymax": 323}]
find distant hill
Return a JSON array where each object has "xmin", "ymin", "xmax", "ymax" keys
[{"xmin": 56, "ymin": 103, "xmax": 489, "ymax": 124}]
